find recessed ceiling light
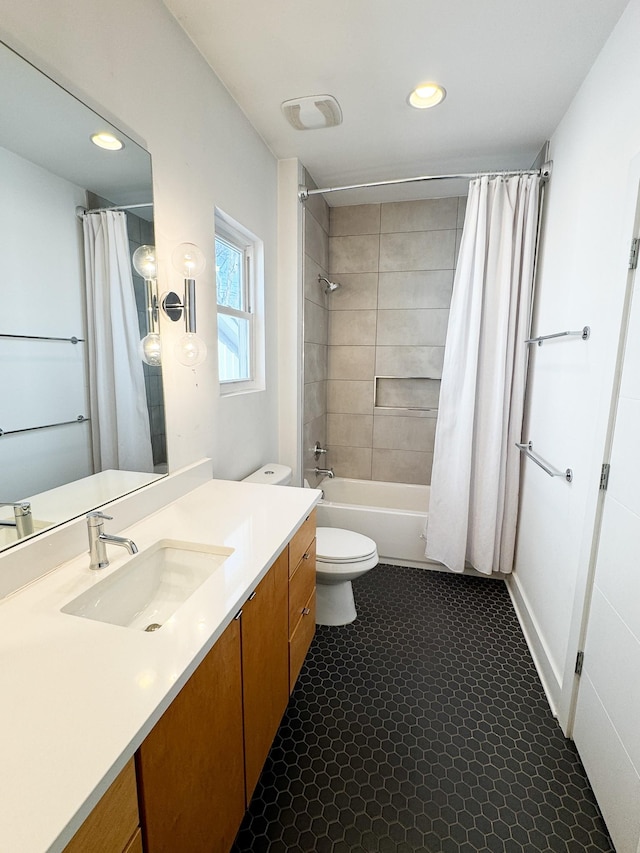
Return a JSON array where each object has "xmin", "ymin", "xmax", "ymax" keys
[
  {"xmin": 408, "ymin": 83, "xmax": 446, "ymax": 109},
  {"xmin": 90, "ymin": 131, "xmax": 124, "ymax": 151}
]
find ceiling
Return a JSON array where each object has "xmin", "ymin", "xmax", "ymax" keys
[{"xmin": 162, "ymin": 0, "xmax": 629, "ymax": 204}]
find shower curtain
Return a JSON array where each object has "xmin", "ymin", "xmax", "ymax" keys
[
  {"xmin": 425, "ymin": 174, "xmax": 540, "ymax": 575},
  {"xmin": 82, "ymin": 210, "xmax": 154, "ymax": 473}
]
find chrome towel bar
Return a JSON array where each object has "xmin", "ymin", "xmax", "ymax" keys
[
  {"xmin": 525, "ymin": 326, "xmax": 590, "ymax": 346},
  {"xmin": 516, "ymin": 441, "xmax": 573, "ymax": 482},
  {"xmin": 0, "ymin": 415, "xmax": 89, "ymax": 437},
  {"xmin": 0, "ymin": 333, "xmax": 84, "ymax": 344}
]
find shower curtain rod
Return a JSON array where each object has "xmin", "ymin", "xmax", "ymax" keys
[
  {"xmin": 81, "ymin": 202, "xmax": 154, "ymax": 214},
  {"xmin": 298, "ymin": 162, "xmax": 552, "ymax": 201}
]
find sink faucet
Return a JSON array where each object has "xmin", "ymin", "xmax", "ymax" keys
[
  {"xmin": 0, "ymin": 501, "xmax": 34, "ymax": 538},
  {"xmin": 87, "ymin": 511, "xmax": 138, "ymax": 570},
  {"xmin": 314, "ymin": 467, "xmax": 334, "ymax": 479}
]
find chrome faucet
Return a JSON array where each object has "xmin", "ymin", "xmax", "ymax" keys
[
  {"xmin": 0, "ymin": 501, "xmax": 34, "ymax": 538},
  {"xmin": 314, "ymin": 467, "xmax": 334, "ymax": 479},
  {"xmin": 87, "ymin": 511, "xmax": 138, "ymax": 570}
]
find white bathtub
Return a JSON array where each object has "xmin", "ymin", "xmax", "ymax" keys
[{"xmin": 316, "ymin": 477, "xmax": 439, "ymax": 569}]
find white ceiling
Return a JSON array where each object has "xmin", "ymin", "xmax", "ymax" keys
[{"xmin": 163, "ymin": 0, "xmax": 629, "ymax": 205}]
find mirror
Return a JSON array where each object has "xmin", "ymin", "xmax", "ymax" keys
[{"xmin": 0, "ymin": 41, "xmax": 166, "ymax": 552}]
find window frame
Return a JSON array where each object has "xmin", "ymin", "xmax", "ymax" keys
[{"xmin": 214, "ymin": 210, "xmax": 264, "ymax": 395}]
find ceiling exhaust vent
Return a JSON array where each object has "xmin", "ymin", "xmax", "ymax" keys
[{"xmin": 281, "ymin": 95, "xmax": 342, "ymax": 130}]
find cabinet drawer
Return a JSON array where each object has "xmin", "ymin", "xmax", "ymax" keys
[
  {"xmin": 63, "ymin": 758, "xmax": 138, "ymax": 853},
  {"xmin": 124, "ymin": 829, "xmax": 143, "ymax": 853},
  {"xmin": 289, "ymin": 538, "xmax": 316, "ymax": 636},
  {"xmin": 289, "ymin": 588, "xmax": 316, "ymax": 692},
  {"xmin": 288, "ymin": 509, "xmax": 316, "ymax": 577}
]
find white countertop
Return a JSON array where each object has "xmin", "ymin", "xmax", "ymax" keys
[{"xmin": 0, "ymin": 478, "xmax": 319, "ymax": 853}]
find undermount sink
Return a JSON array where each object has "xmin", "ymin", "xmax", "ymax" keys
[
  {"xmin": 61, "ymin": 539, "xmax": 234, "ymax": 631},
  {"xmin": 0, "ymin": 519, "xmax": 52, "ymax": 547}
]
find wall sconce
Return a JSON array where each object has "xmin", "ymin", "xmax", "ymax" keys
[
  {"xmin": 132, "ymin": 244, "xmax": 162, "ymax": 366},
  {"xmin": 161, "ymin": 242, "xmax": 208, "ymax": 367}
]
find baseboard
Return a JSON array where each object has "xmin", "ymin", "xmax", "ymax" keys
[{"xmin": 506, "ymin": 573, "xmax": 562, "ymax": 718}]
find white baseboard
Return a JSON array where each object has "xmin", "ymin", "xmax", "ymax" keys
[{"xmin": 506, "ymin": 572, "xmax": 562, "ymax": 718}]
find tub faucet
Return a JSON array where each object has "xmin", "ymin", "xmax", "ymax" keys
[
  {"xmin": 314, "ymin": 467, "xmax": 334, "ymax": 479},
  {"xmin": 0, "ymin": 501, "xmax": 34, "ymax": 538},
  {"xmin": 87, "ymin": 511, "xmax": 138, "ymax": 570}
]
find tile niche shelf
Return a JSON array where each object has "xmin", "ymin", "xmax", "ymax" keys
[{"xmin": 373, "ymin": 375, "xmax": 440, "ymax": 417}]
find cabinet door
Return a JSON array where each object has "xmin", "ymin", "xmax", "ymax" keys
[
  {"xmin": 242, "ymin": 548, "xmax": 289, "ymax": 804},
  {"xmin": 136, "ymin": 618, "xmax": 245, "ymax": 853},
  {"xmin": 63, "ymin": 759, "xmax": 138, "ymax": 853}
]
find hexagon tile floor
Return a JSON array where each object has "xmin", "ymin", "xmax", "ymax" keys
[{"xmin": 231, "ymin": 564, "xmax": 613, "ymax": 853}]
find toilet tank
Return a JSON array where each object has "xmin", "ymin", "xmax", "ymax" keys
[{"xmin": 242, "ymin": 464, "xmax": 293, "ymax": 486}]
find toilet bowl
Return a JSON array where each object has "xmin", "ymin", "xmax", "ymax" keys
[
  {"xmin": 242, "ymin": 465, "xmax": 379, "ymax": 626},
  {"xmin": 315, "ymin": 527, "xmax": 378, "ymax": 626}
]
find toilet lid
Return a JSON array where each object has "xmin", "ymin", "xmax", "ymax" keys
[{"xmin": 316, "ymin": 527, "xmax": 378, "ymax": 563}]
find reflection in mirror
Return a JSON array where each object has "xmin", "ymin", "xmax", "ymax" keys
[{"xmin": 0, "ymin": 41, "xmax": 166, "ymax": 552}]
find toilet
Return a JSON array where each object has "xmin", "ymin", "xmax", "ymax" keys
[{"xmin": 242, "ymin": 465, "xmax": 379, "ymax": 626}]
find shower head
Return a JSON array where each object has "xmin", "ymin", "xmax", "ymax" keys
[{"xmin": 318, "ymin": 275, "xmax": 341, "ymax": 294}]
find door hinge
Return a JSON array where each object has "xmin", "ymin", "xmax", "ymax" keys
[
  {"xmin": 600, "ymin": 463, "xmax": 610, "ymax": 491},
  {"xmin": 630, "ymin": 238, "xmax": 640, "ymax": 269},
  {"xmin": 575, "ymin": 650, "xmax": 584, "ymax": 675}
]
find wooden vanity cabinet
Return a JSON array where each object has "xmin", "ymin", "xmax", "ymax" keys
[
  {"xmin": 288, "ymin": 509, "xmax": 317, "ymax": 692},
  {"xmin": 136, "ymin": 617, "xmax": 245, "ymax": 853},
  {"xmin": 241, "ymin": 547, "xmax": 289, "ymax": 803},
  {"xmin": 63, "ymin": 758, "xmax": 139, "ymax": 853}
]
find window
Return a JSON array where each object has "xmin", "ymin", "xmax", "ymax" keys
[{"xmin": 215, "ymin": 211, "xmax": 263, "ymax": 392}]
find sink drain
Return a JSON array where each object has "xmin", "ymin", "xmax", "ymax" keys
[{"xmin": 144, "ymin": 623, "xmax": 162, "ymax": 632}]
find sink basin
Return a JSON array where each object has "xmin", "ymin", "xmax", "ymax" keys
[
  {"xmin": 61, "ymin": 539, "xmax": 234, "ymax": 631},
  {"xmin": 0, "ymin": 519, "xmax": 53, "ymax": 547}
]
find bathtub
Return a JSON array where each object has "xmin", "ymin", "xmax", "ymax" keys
[{"xmin": 316, "ymin": 477, "xmax": 440, "ymax": 569}]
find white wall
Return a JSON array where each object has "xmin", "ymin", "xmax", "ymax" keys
[
  {"xmin": 0, "ymin": 147, "xmax": 93, "ymax": 497},
  {"xmin": 510, "ymin": 0, "xmax": 640, "ymax": 727},
  {"xmin": 0, "ymin": 0, "xmax": 280, "ymax": 481}
]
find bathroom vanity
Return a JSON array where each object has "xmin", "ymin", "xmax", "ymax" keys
[{"xmin": 0, "ymin": 467, "xmax": 319, "ymax": 853}]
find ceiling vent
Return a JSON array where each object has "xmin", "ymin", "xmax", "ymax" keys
[{"xmin": 281, "ymin": 95, "xmax": 342, "ymax": 130}]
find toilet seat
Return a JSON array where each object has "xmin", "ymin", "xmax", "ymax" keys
[{"xmin": 316, "ymin": 527, "xmax": 377, "ymax": 564}]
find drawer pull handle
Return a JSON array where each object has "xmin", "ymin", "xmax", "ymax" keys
[
  {"xmin": 303, "ymin": 552, "xmax": 311, "ymax": 560},
  {"xmin": 302, "ymin": 607, "xmax": 311, "ymax": 616},
  {"xmin": 234, "ymin": 609, "xmax": 243, "ymax": 620},
  {"xmin": 248, "ymin": 591, "xmax": 257, "ymax": 601}
]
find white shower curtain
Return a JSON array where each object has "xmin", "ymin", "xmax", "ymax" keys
[
  {"xmin": 425, "ymin": 174, "xmax": 540, "ymax": 575},
  {"xmin": 83, "ymin": 210, "xmax": 154, "ymax": 473}
]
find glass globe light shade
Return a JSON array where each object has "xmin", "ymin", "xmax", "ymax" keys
[
  {"xmin": 132, "ymin": 245, "xmax": 158, "ymax": 279},
  {"xmin": 140, "ymin": 333, "xmax": 162, "ymax": 366},
  {"xmin": 172, "ymin": 242, "xmax": 206, "ymax": 278},
  {"xmin": 175, "ymin": 332, "xmax": 207, "ymax": 367}
]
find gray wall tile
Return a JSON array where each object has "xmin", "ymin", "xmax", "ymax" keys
[
  {"xmin": 329, "ymin": 310, "xmax": 377, "ymax": 346},
  {"xmin": 330, "ymin": 234, "xmax": 380, "ymax": 273},
  {"xmin": 375, "ymin": 345, "xmax": 445, "ymax": 378},
  {"xmin": 305, "ymin": 209, "xmax": 329, "ymax": 269},
  {"xmin": 304, "ymin": 342, "xmax": 327, "ymax": 384},
  {"xmin": 327, "ymin": 273, "xmax": 378, "ymax": 310},
  {"xmin": 372, "ymin": 448, "xmax": 433, "ymax": 485},
  {"xmin": 303, "ymin": 169, "xmax": 330, "ymax": 233},
  {"xmin": 373, "ymin": 415, "xmax": 436, "ymax": 452},
  {"xmin": 376, "ymin": 309, "xmax": 449, "ymax": 346},
  {"xmin": 328, "ymin": 345, "xmax": 375, "ymax": 380},
  {"xmin": 379, "ymin": 230, "xmax": 456, "ymax": 272},
  {"xmin": 304, "ymin": 254, "xmax": 329, "ymax": 307},
  {"xmin": 378, "ymin": 270, "xmax": 453, "ymax": 310},
  {"xmin": 375, "ymin": 377, "xmax": 440, "ymax": 409},
  {"xmin": 330, "ymin": 204, "xmax": 381, "ymax": 236},
  {"xmin": 457, "ymin": 195, "xmax": 468, "ymax": 229},
  {"xmin": 327, "ymin": 413, "xmax": 373, "ymax": 447},
  {"xmin": 380, "ymin": 197, "xmax": 458, "ymax": 233},
  {"xmin": 305, "ymin": 298, "xmax": 328, "ymax": 345},
  {"xmin": 304, "ymin": 380, "xmax": 327, "ymax": 424},
  {"xmin": 327, "ymin": 380, "xmax": 374, "ymax": 415},
  {"xmin": 325, "ymin": 445, "xmax": 372, "ymax": 480}
]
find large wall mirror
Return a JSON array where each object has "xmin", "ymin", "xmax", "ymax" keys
[{"xmin": 0, "ymin": 41, "xmax": 166, "ymax": 553}]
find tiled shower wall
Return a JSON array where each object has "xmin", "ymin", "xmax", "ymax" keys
[
  {"xmin": 325, "ymin": 197, "xmax": 466, "ymax": 484},
  {"xmin": 301, "ymin": 169, "xmax": 330, "ymax": 488}
]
